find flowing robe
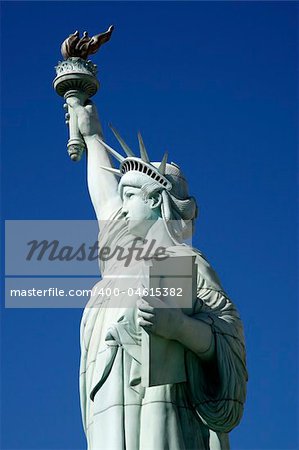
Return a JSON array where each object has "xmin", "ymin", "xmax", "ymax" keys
[{"xmin": 79, "ymin": 209, "xmax": 247, "ymax": 450}]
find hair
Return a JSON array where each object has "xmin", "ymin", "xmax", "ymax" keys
[{"xmin": 119, "ymin": 163, "xmax": 198, "ymax": 244}]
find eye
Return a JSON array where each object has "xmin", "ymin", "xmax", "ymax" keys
[{"xmin": 126, "ymin": 192, "xmax": 134, "ymax": 199}]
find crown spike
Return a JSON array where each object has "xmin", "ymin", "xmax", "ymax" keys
[
  {"xmin": 137, "ymin": 132, "xmax": 150, "ymax": 163},
  {"xmin": 95, "ymin": 137, "xmax": 125, "ymax": 162},
  {"xmin": 109, "ymin": 124, "xmax": 135, "ymax": 157},
  {"xmin": 158, "ymin": 151, "xmax": 168, "ymax": 175},
  {"xmin": 99, "ymin": 165, "xmax": 122, "ymax": 177}
]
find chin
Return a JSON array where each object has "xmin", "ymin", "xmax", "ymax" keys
[
  {"xmin": 129, "ymin": 228, "xmax": 145, "ymax": 239},
  {"xmin": 128, "ymin": 222, "xmax": 147, "ymax": 238}
]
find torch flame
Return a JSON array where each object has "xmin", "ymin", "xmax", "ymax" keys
[{"xmin": 61, "ymin": 26, "xmax": 114, "ymax": 60}]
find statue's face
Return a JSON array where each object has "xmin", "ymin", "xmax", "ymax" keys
[{"xmin": 121, "ymin": 186, "xmax": 157, "ymax": 238}]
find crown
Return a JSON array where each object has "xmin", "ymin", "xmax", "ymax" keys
[{"xmin": 97, "ymin": 125, "xmax": 173, "ymax": 191}]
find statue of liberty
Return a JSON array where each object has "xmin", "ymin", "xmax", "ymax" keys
[{"xmin": 65, "ymin": 95, "xmax": 248, "ymax": 450}]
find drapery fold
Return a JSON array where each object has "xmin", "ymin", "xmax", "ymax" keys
[{"xmin": 79, "ymin": 209, "xmax": 248, "ymax": 449}]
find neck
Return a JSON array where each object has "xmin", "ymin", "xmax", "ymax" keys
[{"xmin": 145, "ymin": 217, "xmax": 173, "ymax": 250}]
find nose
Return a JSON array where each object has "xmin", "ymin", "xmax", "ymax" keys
[{"xmin": 121, "ymin": 204, "xmax": 128, "ymax": 219}]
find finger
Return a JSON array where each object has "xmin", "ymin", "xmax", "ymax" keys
[
  {"xmin": 137, "ymin": 318, "xmax": 153, "ymax": 328},
  {"xmin": 84, "ymin": 99, "xmax": 94, "ymax": 107},
  {"xmin": 85, "ymin": 102, "xmax": 99, "ymax": 116},
  {"xmin": 66, "ymin": 97, "xmax": 76, "ymax": 108},
  {"xmin": 137, "ymin": 299, "xmax": 154, "ymax": 313},
  {"xmin": 66, "ymin": 97, "xmax": 84, "ymax": 111},
  {"xmin": 137, "ymin": 310, "xmax": 155, "ymax": 322},
  {"xmin": 142, "ymin": 295, "xmax": 166, "ymax": 309},
  {"xmin": 85, "ymin": 104, "xmax": 94, "ymax": 114}
]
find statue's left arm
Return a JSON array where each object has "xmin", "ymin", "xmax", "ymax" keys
[
  {"xmin": 138, "ymin": 274, "xmax": 248, "ymax": 433},
  {"xmin": 137, "ymin": 296, "xmax": 215, "ymax": 360}
]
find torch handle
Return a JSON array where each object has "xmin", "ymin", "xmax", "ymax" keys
[{"xmin": 64, "ymin": 90, "xmax": 88, "ymax": 162}]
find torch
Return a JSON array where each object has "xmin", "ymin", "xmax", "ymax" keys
[{"xmin": 53, "ymin": 27, "xmax": 114, "ymax": 161}]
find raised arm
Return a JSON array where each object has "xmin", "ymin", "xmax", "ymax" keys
[{"xmin": 66, "ymin": 97, "xmax": 122, "ymax": 220}]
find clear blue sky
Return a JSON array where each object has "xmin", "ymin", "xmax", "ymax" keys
[{"xmin": 1, "ymin": 1, "xmax": 298, "ymax": 449}]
